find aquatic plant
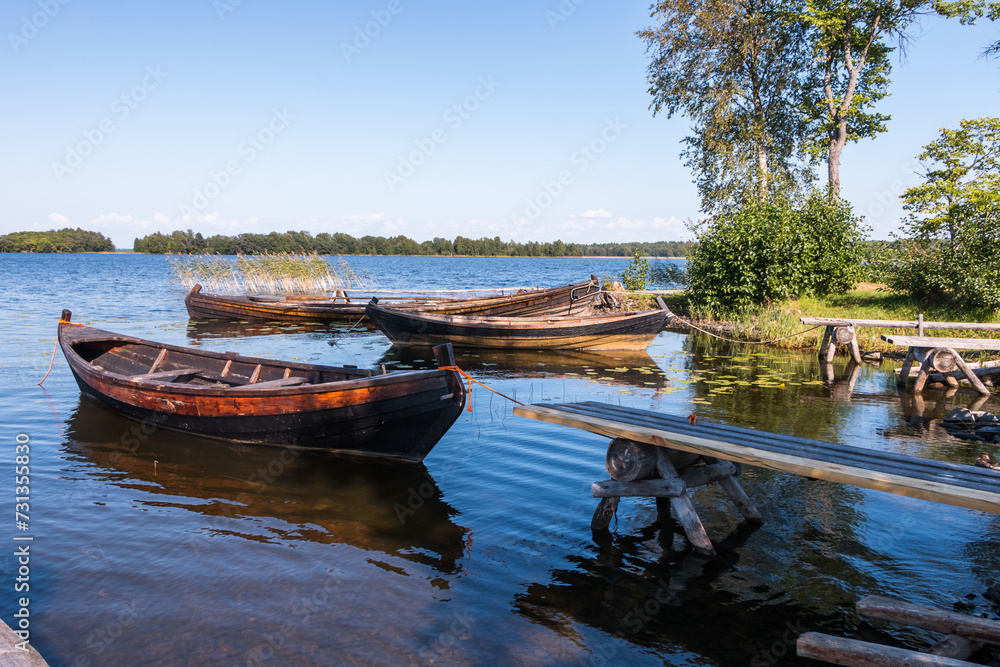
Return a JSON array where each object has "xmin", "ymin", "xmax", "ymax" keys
[{"xmin": 167, "ymin": 252, "xmax": 377, "ymax": 294}]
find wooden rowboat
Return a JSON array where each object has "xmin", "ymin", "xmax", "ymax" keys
[
  {"xmin": 184, "ymin": 284, "xmax": 435, "ymax": 323},
  {"xmin": 183, "ymin": 277, "xmax": 599, "ymax": 323},
  {"xmin": 58, "ymin": 310, "xmax": 466, "ymax": 462},
  {"xmin": 365, "ymin": 298, "xmax": 673, "ymax": 351}
]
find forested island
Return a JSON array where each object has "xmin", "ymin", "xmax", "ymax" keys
[
  {"xmin": 0, "ymin": 228, "xmax": 115, "ymax": 253},
  {"xmin": 132, "ymin": 230, "xmax": 692, "ymax": 257}
]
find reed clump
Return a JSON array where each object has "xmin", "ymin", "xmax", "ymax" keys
[{"xmin": 168, "ymin": 253, "xmax": 377, "ymax": 294}]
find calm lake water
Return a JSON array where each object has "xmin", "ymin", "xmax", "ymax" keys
[{"xmin": 1, "ymin": 253, "xmax": 998, "ymax": 666}]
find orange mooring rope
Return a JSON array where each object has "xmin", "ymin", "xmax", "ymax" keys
[
  {"xmin": 38, "ymin": 319, "xmax": 84, "ymax": 386},
  {"xmin": 438, "ymin": 365, "xmax": 524, "ymax": 412}
]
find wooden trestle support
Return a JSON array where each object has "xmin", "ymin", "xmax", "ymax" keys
[{"xmin": 590, "ymin": 437, "xmax": 763, "ymax": 558}]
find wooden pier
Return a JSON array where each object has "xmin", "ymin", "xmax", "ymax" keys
[
  {"xmin": 513, "ymin": 401, "xmax": 1000, "ymax": 556},
  {"xmin": 884, "ymin": 334, "xmax": 1000, "ymax": 396},
  {"xmin": 801, "ymin": 316, "xmax": 1000, "ymax": 365}
]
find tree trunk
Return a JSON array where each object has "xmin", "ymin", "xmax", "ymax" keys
[
  {"xmin": 757, "ymin": 143, "xmax": 769, "ymax": 201},
  {"xmin": 827, "ymin": 120, "xmax": 846, "ymax": 198}
]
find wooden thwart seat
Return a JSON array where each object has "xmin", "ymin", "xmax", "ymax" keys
[
  {"xmin": 130, "ymin": 367, "xmax": 201, "ymax": 380},
  {"xmin": 225, "ymin": 376, "xmax": 311, "ymax": 390}
]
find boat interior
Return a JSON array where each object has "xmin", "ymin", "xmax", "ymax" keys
[{"xmin": 71, "ymin": 338, "xmax": 379, "ymax": 389}]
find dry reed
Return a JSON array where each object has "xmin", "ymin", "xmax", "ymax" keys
[{"xmin": 168, "ymin": 253, "xmax": 377, "ymax": 294}]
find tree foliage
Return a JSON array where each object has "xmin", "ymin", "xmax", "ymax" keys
[
  {"xmin": 886, "ymin": 117, "xmax": 1000, "ymax": 308},
  {"xmin": 802, "ymin": 0, "xmax": 992, "ymax": 197},
  {"xmin": 638, "ymin": 0, "xmax": 817, "ymax": 212},
  {"xmin": 685, "ymin": 193, "xmax": 866, "ymax": 310},
  {"xmin": 0, "ymin": 228, "xmax": 115, "ymax": 253},
  {"xmin": 132, "ymin": 230, "xmax": 694, "ymax": 258}
]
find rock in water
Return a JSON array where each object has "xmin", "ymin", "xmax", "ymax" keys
[
  {"xmin": 945, "ymin": 407, "xmax": 977, "ymax": 424},
  {"xmin": 975, "ymin": 453, "xmax": 1000, "ymax": 470}
]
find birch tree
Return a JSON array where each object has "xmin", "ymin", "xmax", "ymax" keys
[{"xmin": 638, "ymin": 0, "xmax": 817, "ymax": 213}]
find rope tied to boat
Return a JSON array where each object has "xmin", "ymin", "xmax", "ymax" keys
[
  {"xmin": 328, "ymin": 314, "xmax": 367, "ymax": 346},
  {"xmin": 39, "ymin": 319, "xmax": 84, "ymax": 386},
  {"xmin": 672, "ymin": 317, "xmax": 825, "ymax": 345},
  {"xmin": 437, "ymin": 365, "xmax": 524, "ymax": 412},
  {"xmin": 40, "ymin": 318, "xmax": 91, "ymax": 385}
]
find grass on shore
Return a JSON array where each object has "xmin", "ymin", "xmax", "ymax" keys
[{"xmin": 656, "ymin": 284, "xmax": 1000, "ymax": 353}]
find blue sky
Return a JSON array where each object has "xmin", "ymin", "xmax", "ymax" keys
[{"xmin": 2, "ymin": 0, "xmax": 998, "ymax": 248}]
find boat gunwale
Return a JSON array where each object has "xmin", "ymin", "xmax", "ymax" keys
[
  {"xmin": 366, "ymin": 302, "xmax": 667, "ymax": 330},
  {"xmin": 59, "ymin": 322, "xmax": 453, "ymax": 398}
]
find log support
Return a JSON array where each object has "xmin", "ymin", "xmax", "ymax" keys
[
  {"xmin": 590, "ymin": 438, "xmax": 763, "ymax": 558},
  {"xmin": 819, "ymin": 325, "xmax": 862, "ymax": 364},
  {"xmin": 898, "ymin": 346, "xmax": 992, "ymax": 396}
]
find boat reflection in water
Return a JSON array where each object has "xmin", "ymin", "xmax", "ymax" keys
[
  {"xmin": 63, "ymin": 397, "xmax": 469, "ymax": 574},
  {"xmin": 185, "ymin": 318, "xmax": 380, "ymax": 343},
  {"xmin": 378, "ymin": 346, "xmax": 672, "ymax": 394}
]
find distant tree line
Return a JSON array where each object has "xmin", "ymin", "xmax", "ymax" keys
[
  {"xmin": 0, "ymin": 228, "xmax": 116, "ymax": 253},
  {"xmin": 132, "ymin": 230, "xmax": 693, "ymax": 257}
]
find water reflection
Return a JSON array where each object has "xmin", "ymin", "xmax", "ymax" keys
[
  {"xmin": 63, "ymin": 397, "xmax": 469, "ymax": 575},
  {"xmin": 514, "ymin": 521, "xmax": 852, "ymax": 666},
  {"xmin": 379, "ymin": 345, "xmax": 672, "ymax": 393},
  {"xmin": 185, "ymin": 318, "xmax": 381, "ymax": 343}
]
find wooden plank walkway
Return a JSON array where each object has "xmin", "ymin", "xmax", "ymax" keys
[
  {"xmin": 883, "ymin": 335, "xmax": 1000, "ymax": 351},
  {"xmin": 800, "ymin": 316, "xmax": 1000, "ymax": 364},
  {"xmin": 802, "ymin": 317, "xmax": 1000, "ymax": 332},
  {"xmin": 513, "ymin": 401, "xmax": 1000, "ymax": 514},
  {"xmin": 883, "ymin": 334, "xmax": 1000, "ymax": 395}
]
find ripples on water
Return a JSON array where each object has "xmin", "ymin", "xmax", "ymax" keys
[{"xmin": 1, "ymin": 254, "xmax": 998, "ymax": 666}]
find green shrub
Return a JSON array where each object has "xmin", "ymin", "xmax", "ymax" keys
[
  {"xmin": 686, "ymin": 192, "xmax": 866, "ymax": 311},
  {"xmin": 621, "ymin": 250, "xmax": 651, "ymax": 291}
]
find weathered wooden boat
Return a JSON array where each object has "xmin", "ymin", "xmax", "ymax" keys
[
  {"xmin": 184, "ymin": 284, "xmax": 438, "ymax": 323},
  {"xmin": 183, "ymin": 277, "xmax": 599, "ymax": 323},
  {"xmin": 365, "ymin": 298, "xmax": 673, "ymax": 350},
  {"xmin": 58, "ymin": 310, "xmax": 466, "ymax": 462}
]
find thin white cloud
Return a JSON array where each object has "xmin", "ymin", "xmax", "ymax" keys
[
  {"xmin": 607, "ymin": 216, "xmax": 644, "ymax": 230},
  {"xmin": 48, "ymin": 212, "xmax": 71, "ymax": 225},
  {"xmin": 342, "ymin": 213, "xmax": 385, "ymax": 223},
  {"xmin": 571, "ymin": 208, "xmax": 612, "ymax": 219}
]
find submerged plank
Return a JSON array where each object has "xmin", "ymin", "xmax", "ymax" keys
[
  {"xmin": 797, "ymin": 633, "xmax": 972, "ymax": 666},
  {"xmin": 857, "ymin": 596, "xmax": 1000, "ymax": 644}
]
